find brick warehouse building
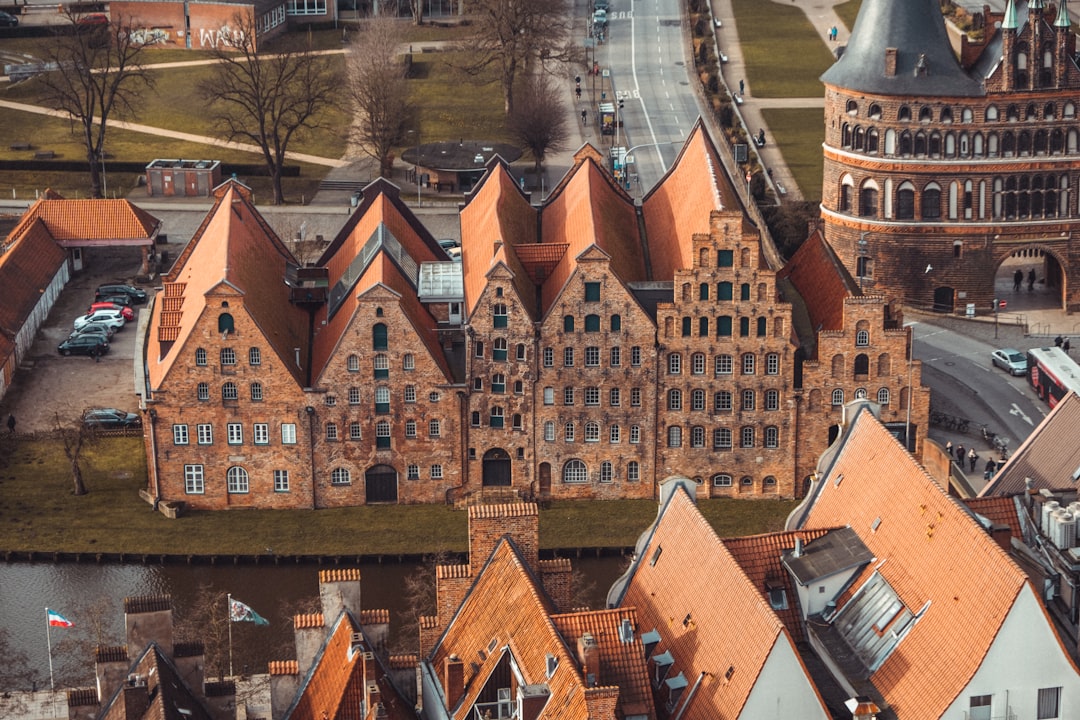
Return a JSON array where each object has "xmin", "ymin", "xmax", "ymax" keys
[
  {"xmin": 821, "ymin": 0, "xmax": 1080, "ymax": 313},
  {"xmin": 141, "ymin": 123, "xmax": 927, "ymax": 510}
]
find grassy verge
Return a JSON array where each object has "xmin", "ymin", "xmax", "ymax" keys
[
  {"xmin": 730, "ymin": 0, "xmax": 835, "ymax": 98},
  {"xmin": 761, "ymin": 107, "xmax": 825, "ymax": 202},
  {"xmin": 834, "ymin": 0, "xmax": 863, "ymax": 33},
  {"xmin": 0, "ymin": 437, "xmax": 797, "ymax": 555}
]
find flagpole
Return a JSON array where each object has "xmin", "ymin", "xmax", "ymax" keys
[
  {"xmin": 46, "ymin": 607, "xmax": 55, "ymax": 691},
  {"xmin": 227, "ymin": 593, "xmax": 234, "ymax": 678}
]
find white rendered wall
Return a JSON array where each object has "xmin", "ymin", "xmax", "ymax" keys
[{"xmin": 738, "ymin": 636, "xmax": 830, "ymax": 720}]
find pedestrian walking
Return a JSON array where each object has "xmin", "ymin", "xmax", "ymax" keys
[
  {"xmin": 968, "ymin": 447, "xmax": 977, "ymax": 472},
  {"xmin": 984, "ymin": 457, "xmax": 996, "ymax": 479},
  {"xmin": 945, "ymin": 440, "xmax": 953, "ymax": 457},
  {"xmin": 956, "ymin": 443, "xmax": 965, "ymax": 463},
  {"xmin": 739, "ymin": 78, "xmax": 745, "ymax": 96},
  {"xmin": 1056, "ymin": 335, "xmax": 1064, "ymax": 347},
  {"xmin": 581, "ymin": 109, "xmax": 587, "ymax": 126},
  {"xmin": 6, "ymin": 414, "xmax": 14, "ymax": 435},
  {"xmin": 1028, "ymin": 268, "xmax": 1036, "ymax": 291},
  {"xmin": 1013, "ymin": 269, "xmax": 1023, "ymax": 291},
  {"xmin": 1065, "ymin": 338, "xmax": 1072, "ymax": 354}
]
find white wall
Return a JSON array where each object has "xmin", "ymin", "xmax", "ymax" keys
[
  {"xmin": 739, "ymin": 635, "xmax": 830, "ymax": 720},
  {"xmin": 13, "ymin": 263, "xmax": 68, "ymax": 367},
  {"xmin": 942, "ymin": 584, "xmax": 1080, "ymax": 719}
]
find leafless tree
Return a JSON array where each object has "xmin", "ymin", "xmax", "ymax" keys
[
  {"xmin": 0, "ymin": 628, "xmax": 33, "ymax": 692},
  {"xmin": 455, "ymin": 0, "xmax": 579, "ymax": 115},
  {"xmin": 36, "ymin": 11, "xmax": 153, "ymax": 199},
  {"xmin": 175, "ymin": 585, "xmax": 231, "ymax": 679},
  {"xmin": 391, "ymin": 551, "xmax": 453, "ymax": 655},
  {"xmin": 345, "ymin": 18, "xmax": 412, "ymax": 178},
  {"xmin": 201, "ymin": 16, "xmax": 341, "ymax": 205},
  {"xmin": 404, "ymin": 0, "xmax": 424, "ymax": 25},
  {"xmin": 508, "ymin": 74, "xmax": 570, "ymax": 177},
  {"xmin": 55, "ymin": 412, "xmax": 89, "ymax": 496},
  {"xmin": 50, "ymin": 596, "xmax": 115, "ymax": 687}
]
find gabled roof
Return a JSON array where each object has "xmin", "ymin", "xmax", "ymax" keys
[
  {"xmin": 7, "ymin": 191, "xmax": 160, "ymax": 245},
  {"xmin": 427, "ymin": 538, "xmax": 592, "ymax": 719},
  {"xmin": 148, "ymin": 181, "xmax": 309, "ymax": 388},
  {"xmin": 795, "ymin": 408, "xmax": 1032, "ymax": 718},
  {"xmin": 641, "ymin": 119, "xmax": 742, "ymax": 281},
  {"xmin": 779, "ymin": 228, "xmax": 858, "ymax": 332},
  {"xmin": 981, "ymin": 392, "xmax": 1080, "ymax": 496},
  {"xmin": 98, "ymin": 643, "xmax": 215, "ymax": 720},
  {"xmin": 0, "ymin": 219, "xmax": 68, "ymax": 359},
  {"xmin": 286, "ymin": 611, "xmax": 414, "ymax": 720},
  {"xmin": 614, "ymin": 487, "xmax": 828, "ymax": 720},
  {"xmin": 820, "ymin": 0, "xmax": 984, "ymax": 97},
  {"xmin": 963, "ymin": 495, "xmax": 1023, "ymax": 539},
  {"xmin": 459, "ymin": 161, "xmax": 539, "ymax": 318},
  {"xmin": 538, "ymin": 151, "xmax": 646, "ymax": 313}
]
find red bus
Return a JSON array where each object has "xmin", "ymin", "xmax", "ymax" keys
[{"xmin": 1027, "ymin": 346, "xmax": 1080, "ymax": 408}]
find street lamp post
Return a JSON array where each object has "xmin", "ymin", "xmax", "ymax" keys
[
  {"xmin": 407, "ymin": 130, "xmax": 421, "ymax": 207},
  {"xmin": 623, "ymin": 140, "xmax": 681, "ymax": 194}
]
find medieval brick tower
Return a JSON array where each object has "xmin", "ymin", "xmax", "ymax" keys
[{"xmin": 821, "ymin": 0, "xmax": 1080, "ymax": 313}]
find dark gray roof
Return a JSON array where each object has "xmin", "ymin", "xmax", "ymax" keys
[
  {"xmin": 783, "ymin": 526, "xmax": 873, "ymax": 584},
  {"xmin": 820, "ymin": 0, "xmax": 984, "ymax": 97}
]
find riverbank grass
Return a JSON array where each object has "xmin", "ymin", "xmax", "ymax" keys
[{"xmin": 0, "ymin": 437, "xmax": 797, "ymax": 556}]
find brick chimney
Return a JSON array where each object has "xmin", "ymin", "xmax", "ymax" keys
[
  {"xmin": 468, "ymin": 503, "xmax": 539, "ymax": 574},
  {"xmin": 123, "ymin": 595, "xmax": 173, "ymax": 659},
  {"xmin": 268, "ymin": 661, "xmax": 300, "ymax": 720},
  {"xmin": 319, "ymin": 568, "xmax": 362, "ymax": 625},
  {"xmin": 540, "ymin": 558, "xmax": 573, "ymax": 611},
  {"xmin": 443, "ymin": 654, "xmax": 465, "ymax": 711},
  {"xmin": 95, "ymin": 645, "xmax": 129, "ymax": 706},
  {"xmin": 577, "ymin": 634, "xmax": 600, "ymax": 687},
  {"xmin": 172, "ymin": 641, "xmax": 205, "ymax": 702},
  {"xmin": 203, "ymin": 679, "xmax": 236, "ymax": 719},
  {"xmin": 121, "ymin": 675, "xmax": 150, "ymax": 719},
  {"xmin": 293, "ymin": 613, "xmax": 325, "ymax": 679},
  {"xmin": 66, "ymin": 687, "xmax": 99, "ymax": 720},
  {"xmin": 359, "ymin": 609, "xmax": 390, "ymax": 653},
  {"xmin": 884, "ymin": 48, "xmax": 897, "ymax": 77}
]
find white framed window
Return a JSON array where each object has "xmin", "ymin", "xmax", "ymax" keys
[
  {"xmin": 249, "ymin": 347, "xmax": 261, "ymax": 365},
  {"xmin": 227, "ymin": 466, "xmax": 249, "ymax": 493},
  {"xmin": 544, "ymin": 387, "xmax": 554, "ymax": 405},
  {"xmin": 564, "ymin": 423, "xmax": 576, "ymax": 442},
  {"xmin": 714, "ymin": 428, "xmax": 732, "ymax": 450},
  {"xmin": 184, "ymin": 465, "xmax": 204, "ymax": 494},
  {"xmin": 585, "ymin": 387, "xmax": 600, "ymax": 406},
  {"xmin": 403, "ymin": 353, "xmax": 415, "ymax": 370},
  {"xmin": 493, "ymin": 338, "xmax": 508, "ymax": 361},
  {"xmin": 668, "ymin": 389, "xmax": 682, "ymax": 410},
  {"xmin": 429, "ymin": 420, "xmax": 441, "ymax": 437},
  {"xmin": 325, "ymin": 394, "xmax": 337, "ymax": 406},
  {"xmin": 968, "ymin": 696, "xmax": 991, "ymax": 720},
  {"xmin": 286, "ymin": 0, "xmax": 327, "ymax": 17},
  {"xmin": 516, "ymin": 343, "xmax": 527, "ymax": 361},
  {"xmin": 250, "ymin": 382, "xmax": 264, "ymax": 402},
  {"xmin": 742, "ymin": 353, "xmax": 756, "ymax": 375},
  {"xmin": 325, "ymin": 423, "xmax": 338, "ymax": 441},
  {"xmin": 631, "ymin": 346, "xmax": 642, "ymax": 366},
  {"xmin": 692, "ymin": 353, "xmax": 706, "ymax": 375},
  {"xmin": 429, "ymin": 392, "xmax": 441, "ymax": 403},
  {"xmin": 855, "ymin": 387, "xmax": 868, "ymax": 399},
  {"xmin": 668, "ymin": 353, "xmax": 681, "ymax": 374},
  {"xmin": 431, "ymin": 464, "xmax": 444, "ymax": 479},
  {"xmin": 585, "ymin": 346, "xmax": 600, "ymax": 366},
  {"xmin": 627, "ymin": 461, "xmax": 640, "ymax": 481},
  {"xmin": 766, "ymin": 389, "xmax": 780, "ymax": 411},
  {"xmin": 407, "ymin": 464, "xmax": 420, "ymax": 480},
  {"xmin": 374, "ymin": 354, "xmax": 389, "ymax": 378},
  {"xmin": 692, "ymin": 389, "xmax": 705, "ymax": 411},
  {"xmin": 631, "ymin": 388, "xmax": 642, "ymax": 407},
  {"xmin": 564, "ymin": 347, "xmax": 575, "ymax": 366},
  {"xmin": 348, "ymin": 387, "xmax": 361, "ymax": 405},
  {"xmin": 691, "ymin": 426, "xmax": 705, "ymax": 447},
  {"xmin": 585, "ymin": 422, "xmax": 600, "ymax": 442},
  {"xmin": 610, "ymin": 346, "xmax": 621, "ymax": 366},
  {"xmin": 716, "ymin": 391, "xmax": 733, "ymax": 412},
  {"xmin": 544, "ymin": 421, "xmax": 555, "ymax": 441},
  {"xmin": 197, "ymin": 383, "xmax": 210, "ymax": 401},
  {"xmin": 197, "ymin": 424, "xmax": 213, "ymax": 445},
  {"xmin": 609, "ymin": 388, "xmax": 621, "ymax": 406},
  {"xmin": 254, "ymin": 423, "xmax": 269, "ymax": 445},
  {"xmin": 715, "ymin": 354, "xmax": 733, "ymax": 375},
  {"xmin": 350, "ymin": 422, "xmax": 362, "ymax": 440},
  {"xmin": 491, "ymin": 374, "xmax": 506, "ymax": 393},
  {"xmin": 274, "ymin": 470, "xmax": 290, "ymax": 492},
  {"xmin": 405, "ymin": 420, "xmax": 417, "ymax": 438},
  {"xmin": 375, "ymin": 386, "xmax": 390, "ymax": 413},
  {"xmin": 765, "ymin": 353, "xmax": 779, "ymax": 375},
  {"xmin": 741, "ymin": 426, "xmax": 755, "ymax": 448},
  {"xmin": 347, "ymin": 354, "xmax": 360, "ymax": 372},
  {"xmin": 668, "ymin": 426, "xmax": 682, "ymax": 447},
  {"xmin": 222, "ymin": 383, "xmax": 238, "ymax": 401},
  {"xmin": 630, "ymin": 425, "xmax": 641, "ymax": 444},
  {"xmin": 856, "ymin": 330, "xmax": 870, "ymax": 346},
  {"xmin": 765, "ymin": 426, "xmax": 779, "ymax": 448},
  {"xmin": 600, "ymin": 461, "xmax": 614, "ymax": 483},
  {"xmin": 331, "ymin": 468, "xmax": 351, "ymax": 485},
  {"xmin": 195, "ymin": 348, "xmax": 207, "ymax": 366},
  {"xmin": 564, "ymin": 387, "xmax": 575, "ymax": 405},
  {"xmin": 173, "ymin": 424, "xmax": 189, "ymax": 445},
  {"xmin": 610, "ymin": 424, "xmax": 621, "ymax": 443},
  {"xmin": 281, "ymin": 423, "xmax": 297, "ymax": 444},
  {"xmin": 742, "ymin": 390, "xmax": 755, "ymax": 411},
  {"xmin": 563, "ymin": 459, "xmax": 587, "ymax": 483},
  {"xmin": 404, "ymin": 385, "xmax": 417, "ymax": 403},
  {"xmin": 878, "ymin": 387, "xmax": 891, "ymax": 405},
  {"xmin": 543, "ymin": 347, "xmax": 554, "ymax": 367},
  {"xmin": 713, "ymin": 474, "xmax": 732, "ymax": 487},
  {"xmin": 221, "ymin": 348, "xmax": 237, "ymax": 366},
  {"xmin": 832, "ymin": 389, "xmax": 845, "ymax": 406}
]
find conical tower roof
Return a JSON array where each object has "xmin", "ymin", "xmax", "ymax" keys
[{"xmin": 820, "ymin": 0, "xmax": 983, "ymax": 97}]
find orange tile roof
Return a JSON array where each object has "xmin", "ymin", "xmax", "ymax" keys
[
  {"xmin": 963, "ymin": 496, "xmax": 1023, "ymax": 539},
  {"xmin": 8, "ymin": 193, "xmax": 160, "ymax": 244},
  {"xmin": 288, "ymin": 613, "xmax": 414, "ymax": 720},
  {"xmin": 799, "ymin": 409, "xmax": 1032, "ymax": 718},
  {"xmin": 641, "ymin": 120, "xmax": 741, "ymax": 281},
  {"xmin": 0, "ymin": 219, "xmax": 68, "ymax": 361},
  {"xmin": 982, "ymin": 391, "xmax": 1080, "ymax": 496},
  {"xmin": 147, "ymin": 182, "xmax": 310, "ymax": 389},
  {"xmin": 778, "ymin": 228, "xmax": 857, "ymax": 332},
  {"xmin": 618, "ymin": 489, "xmax": 828, "ymax": 720}
]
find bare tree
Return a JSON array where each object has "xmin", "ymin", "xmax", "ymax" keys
[
  {"xmin": 201, "ymin": 16, "xmax": 341, "ymax": 205},
  {"xmin": 508, "ymin": 74, "xmax": 570, "ymax": 177},
  {"xmin": 175, "ymin": 585, "xmax": 231, "ymax": 679},
  {"xmin": 0, "ymin": 627, "xmax": 33, "ymax": 692},
  {"xmin": 36, "ymin": 11, "xmax": 153, "ymax": 199},
  {"xmin": 391, "ymin": 551, "xmax": 453, "ymax": 655},
  {"xmin": 55, "ymin": 412, "xmax": 89, "ymax": 496},
  {"xmin": 346, "ymin": 18, "xmax": 412, "ymax": 178},
  {"xmin": 455, "ymin": 0, "xmax": 578, "ymax": 115},
  {"xmin": 404, "ymin": 0, "xmax": 424, "ymax": 25}
]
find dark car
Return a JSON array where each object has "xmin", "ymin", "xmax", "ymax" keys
[
  {"xmin": 58, "ymin": 334, "xmax": 108, "ymax": 357},
  {"xmin": 70, "ymin": 329, "xmax": 112, "ymax": 348},
  {"xmin": 83, "ymin": 408, "xmax": 141, "ymax": 429},
  {"xmin": 70, "ymin": 321, "xmax": 116, "ymax": 340},
  {"xmin": 0, "ymin": 10, "xmax": 19, "ymax": 27},
  {"xmin": 96, "ymin": 284, "xmax": 147, "ymax": 304}
]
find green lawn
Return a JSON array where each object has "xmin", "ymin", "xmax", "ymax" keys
[
  {"xmin": 0, "ymin": 437, "xmax": 797, "ymax": 556},
  {"xmin": 730, "ymin": 0, "xmax": 835, "ymax": 98},
  {"xmin": 761, "ymin": 107, "xmax": 824, "ymax": 201},
  {"xmin": 834, "ymin": 0, "xmax": 863, "ymax": 33}
]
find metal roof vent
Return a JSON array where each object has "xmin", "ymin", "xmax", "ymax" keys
[{"xmin": 619, "ymin": 618, "xmax": 634, "ymax": 643}]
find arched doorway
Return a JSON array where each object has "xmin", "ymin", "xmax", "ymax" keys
[
  {"xmin": 997, "ymin": 247, "xmax": 1068, "ymax": 310},
  {"xmin": 538, "ymin": 463, "xmax": 551, "ymax": 498},
  {"xmin": 365, "ymin": 464, "xmax": 398, "ymax": 503},
  {"xmin": 932, "ymin": 286, "xmax": 955, "ymax": 313},
  {"xmin": 482, "ymin": 448, "xmax": 511, "ymax": 487}
]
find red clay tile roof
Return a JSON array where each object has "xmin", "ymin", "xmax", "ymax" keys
[
  {"xmin": 963, "ymin": 496, "xmax": 1023, "ymax": 539},
  {"xmin": 800, "ymin": 409, "xmax": 1032, "ymax": 718},
  {"xmin": 619, "ymin": 489, "xmax": 828, "ymax": 720},
  {"xmin": 778, "ymin": 228, "xmax": 858, "ymax": 332},
  {"xmin": 723, "ymin": 528, "xmax": 835, "ymax": 644},
  {"xmin": 982, "ymin": 392, "xmax": 1080, "ymax": 496},
  {"xmin": 0, "ymin": 219, "xmax": 68, "ymax": 362},
  {"xmin": 99, "ymin": 644, "xmax": 214, "ymax": 720},
  {"xmin": 8, "ymin": 194, "xmax": 159, "ymax": 245},
  {"xmin": 288, "ymin": 613, "xmax": 414, "ymax": 720},
  {"xmin": 642, "ymin": 120, "xmax": 741, "ymax": 281},
  {"xmin": 147, "ymin": 182, "xmax": 309, "ymax": 388}
]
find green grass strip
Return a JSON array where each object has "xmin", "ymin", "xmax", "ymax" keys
[{"xmin": 730, "ymin": 0, "xmax": 835, "ymax": 98}]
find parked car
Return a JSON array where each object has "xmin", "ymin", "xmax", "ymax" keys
[
  {"xmin": 75, "ymin": 310, "xmax": 125, "ymax": 332},
  {"xmin": 83, "ymin": 408, "xmax": 141, "ymax": 429},
  {"xmin": 713, "ymin": 17, "xmax": 722, "ymax": 28},
  {"xmin": 98, "ymin": 294, "xmax": 132, "ymax": 307},
  {"xmin": 70, "ymin": 329, "xmax": 112, "ymax": 348},
  {"xmin": 76, "ymin": 13, "xmax": 109, "ymax": 26},
  {"xmin": 87, "ymin": 301, "xmax": 134, "ymax": 321},
  {"xmin": 96, "ymin": 284, "xmax": 147, "ymax": 304},
  {"xmin": 991, "ymin": 348, "xmax": 1028, "ymax": 376},
  {"xmin": 0, "ymin": 10, "xmax": 19, "ymax": 27},
  {"xmin": 70, "ymin": 321, "xmax": 116, "ymax": 339},
  {"xmin": 58, "ymin": 334, "xmax": 108, "ymax": 357}
]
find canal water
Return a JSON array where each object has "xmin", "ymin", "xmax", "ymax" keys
[{"xmin": 0, "ymin": 557, "xmax": 627, "ymax": 689}]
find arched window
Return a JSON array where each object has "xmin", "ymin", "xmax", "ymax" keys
[
  {"xmin": 610, "ymin": 315, "xmax": 622, "ymax": 331},
  {"xmin": 713, "ymin": 474, "xmax": 733, "ymax": 487},
  {"xmin": 839, "ymin": 174, "xmax": 854, "ymax": 212},
  {"xmin": 563, "ymin": 315, "xmax": 574, "ymax": 332},
  {"xmin": 831, "ymin": 389, "xmax": 845, "ymax": 406},
  {"xmin": 765, "ymin": 426, "xmax": 779, "ymax": 448},
  {"xmin": 222, "ymin": 382, "xmax": 238, "ymax": 401},
  {"xmin": 691, "ymin": 426, "xmax": 706, "ymax": 448},
  {"xmin": 896, "ymin": 182, "xmax": 916, "ymax": 219},
  {"xmin": 493, "ymin": 338, "xmax": 508, "ymax": 361},
  {"xmin": 373, "ymin": 323, "xmax": 388, "ymax": 350},
  {"xmin": 585, "ymin": 422, "xmax": 600, "ymax": 442},
  {"xmin": 563, "ymin": 459, "xmax": 587, "ymax": 483},
  {"xmin": 740, "ymin": 427, "xmax": 754, "ymax": 448},
  {"xmin": 218, "ymin": 313, "xmax": 234, "ymax": 334},
  {"xmin": 585, "ymin": 314, "xmax": 601, "ymax": 332},
  {"xmin": 854, "ymin": 353, "xmax": 870, "ymax": 376},
  {"xmin": 668, "ymin": 389, "xmax": 682, "ymax": 410},
  {"xmin": 878, "ymin": 387, "xmax": 891, "ymax": 405},
  {"xmin": 919, "ymin": 106, "xmax": 933, "ymax": 123},
  {"xmin": 846, "ymin": 99, "xmax": 858, "ymax": 115},
  {"xmin": 331, "ymin": 468, "xmax": 351, "ymax": 485},
  {"xmin": 227, "ymin": 466, "xmax": 249, "ymax": 493},
  {"xmin": 600, "ymin": 461, "xmax": 613, "ymax": 483},
  {"xmin": 859, "ymin": 181, "xmax": 879, "ymax": 217},
  {"xmin": 856, "ymin": 329, "xmax": 870, "ymax": 346},
  {"xmin": 898, "ymin": 105, "xmax": 911, "ymax": 122},
  {"xmin": 347, "ymin": 354, "xmax": 360, "ymax": 372},
  {"xmin": 699, "ymin": 283, "xmax": 710, "ymax": 300}
]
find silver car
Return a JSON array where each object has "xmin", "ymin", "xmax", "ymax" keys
[{"xmin": 991, "ymin": 348, "xmax": 1027, "ymax": 376}]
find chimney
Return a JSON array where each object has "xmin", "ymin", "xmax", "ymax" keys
[
  {"xmin": 577, "ymin": 633, "xmax": 600, "ymax": 687},
  {"xmin": 366, "ymin": 682, "xmax": 381, "ymax": 715},
  {"xmin": 123, "ymin": 595, "xmax": 173, "ymax": 659},
  {"xmin": 469, "ymin": 503, "xmax": 539, "ymax": 574},
  {"xmin": 443, "ymin": 654, "xmax": 465, "ymax": 711},
  {"xmin": 121, "ymin": 675, "xmax": 150, "ymax": 719},
  {"xmin": 94, "ymin": 646, "xmax": 129, "ymax": 706},
  {"xmin": 319, "ymin": 568, "xmax": 362, "ymax": 624},
  {"xmin": 884, "ymin": 47, "xmax": 898, "ymax": 77},
  {"xmin": 517, "ymin": 684, "xmax": 550, "ymax": 720},
  {"xmin": 293, "ymin": 613, "xmax": 325, "ymax": 678},
  {"xmin": 846, "ymin": 696, "xmax": 880, "ymax": 720},
  {"xmin": 268, "ymin": 661, "xmax": 300, "ymax": 720},
  {"xmin": 172, "ymin": 642, "xmax": 205, "ymax": 701},
  {"xmin": 66, "ymin": 687, "xmax": 99, "ymax": 720},
  {"xmin": 793, "ymin": 537, "xmax": 803, "ymax": 558},
  {"xmin": 990, "ymin": 523, "xmax": 1012, "ymax": 551}
]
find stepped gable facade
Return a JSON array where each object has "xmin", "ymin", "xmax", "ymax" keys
[
  {"xmin": 820, "ymin": 0, "xmax": 1080, "ymax": 313},
  {"xmin": 780, "ymin": 229, "xmax": 930, "ymax": 482}
]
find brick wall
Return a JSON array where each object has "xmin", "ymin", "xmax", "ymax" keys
[{"xmin": 468, "ymin": 503, "xmax": 538, "ymax": 574}]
